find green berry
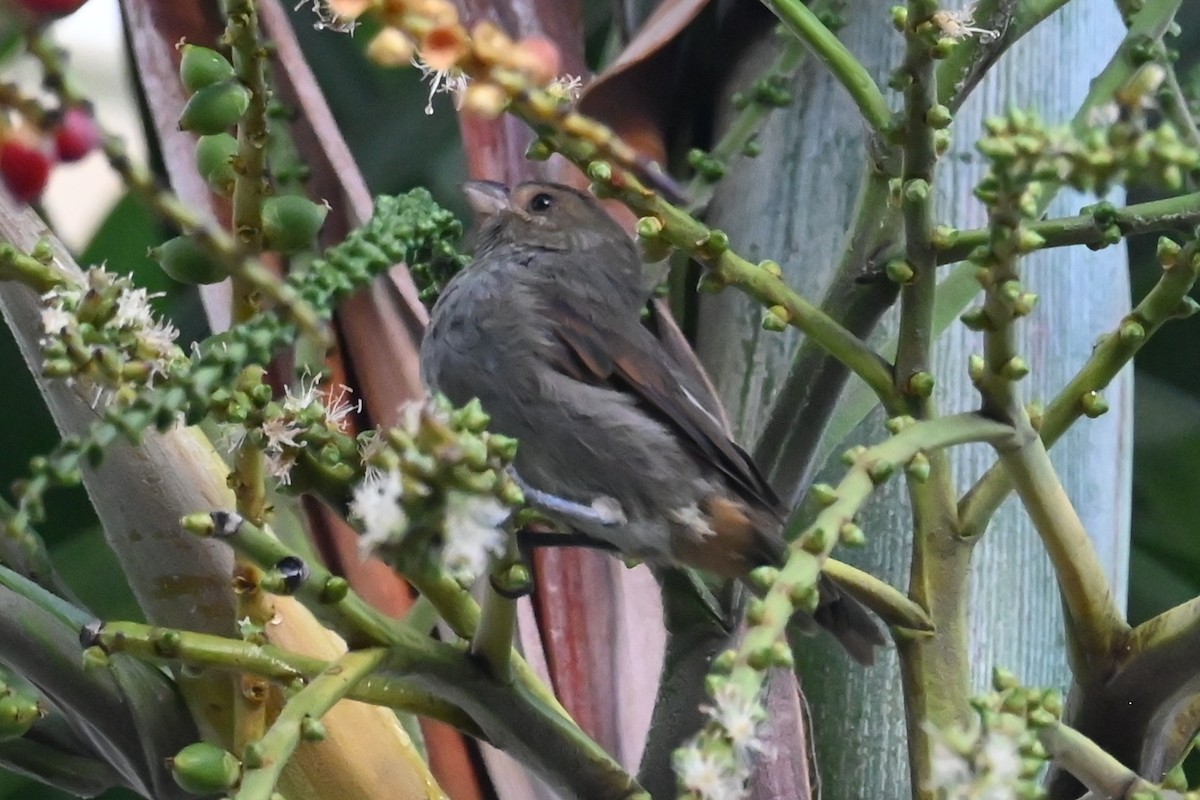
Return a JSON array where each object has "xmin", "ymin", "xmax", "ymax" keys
[
  {"xmin": 263, "ymin": 195, "xmax": 329, "ymax": 253},
  {"xmin": 194, "ymin": 133, "xmax": 238, "ymax": 195},
  {"xmin": 0, "ymin": 691, "xmax": 41, "ymax": 740},
  {"xmin": 169, "ymin": 742, "xmax": 240, "ymax": 794},
  {"xmin": 152, "ymin": 235, "xmax": 230, "ymax": 285},
  {"xmin": 178, "ymin": 80, "xmax": 251, "ymax": 135},
  {"xmin": 179, "ymin": 45, "xmax": 236, "ymax": 93}
]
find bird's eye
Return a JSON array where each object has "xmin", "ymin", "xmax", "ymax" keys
[{"xmin": 528, "ymin": 192, "xmax": 554, "ymax": 213}]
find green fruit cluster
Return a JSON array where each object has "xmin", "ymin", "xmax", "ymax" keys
[
  {"xmin": 178, "ymin": 45, "xmax": 248, "ymax": 136},
  {"xmin": 158, "ymin": 44, "xmax": 330, "ymax": 284}
]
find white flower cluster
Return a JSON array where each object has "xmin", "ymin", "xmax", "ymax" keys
[
  {"xmin": 40, "ymin": 266, "xmax": 180, "ymax": 389},
  {"xmin": 675, "ymin": 682, "xmax": 769, "ymax": 800},
  {"xmin": 440, "ymin": 490, "xmax": 508, "ymax": 582},
  {"xmin": 350, "ymin": 399, "xmax": 511, "ymax": 583},
  {"xmin": 225, "ymin": 373, "xmax": 360, "ymax": 485},
  {"xmin": 927, "ymin": 723, "xmax": 1024, "ymax": 800},
  {"xmin": 350, "ymin": 466, "xmax": 407, "ymax": 554}
]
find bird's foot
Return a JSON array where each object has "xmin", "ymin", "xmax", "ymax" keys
[
  {"xmin": 508, "ymin": 469, "xmax": 627, "ymax": 528},
  {"xmin": 589, "ymin": 496, "xmax": 628, "ymax": 526}
]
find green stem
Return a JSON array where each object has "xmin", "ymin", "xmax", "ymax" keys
[
  {"xmin": 706, "ymin": 240, "xmax": 899, "ymax": 405},
  {"xmin": 1039, "ymin": 721, "xmax": 1156, "ymax": 798},
  {"xmin": 232, "ymin": 444, "xmax": 268, "ymax": 525},
  {"xmin": 936, "ymin": 192, "xmax": 1200, "ymax": 263},
  {"xmin": 471, "ymin": 556, "xmax": 517, "ymax": 683},
  {"xmin": 894, "ymin": 1, "xmax": 939, "ymax": 400},
  {"xmin": 174, "ymin": 520, "xmax": 648, "ymax": 796},
  {"xmin": 755, "ymin": 172, "xmax": 905, "ymax": 496},
  {"xmin": 722, "ymin": 413, "xmax": 1015, "ymax": 742},
  {"xmin": 995, "ymin": 431, "xmax": 1128, "ymax": 673},
  {"xmin": 686, "ymin": 35, "xmax": 807, "ymax": 213},
  {"xmin": 822, "ymin": 557, "xmax": 934, "ymax": 632},
  {"xmin": 762, "ymin": 0, "xmax": 893, "ymax": 134},
  {"xmin": 959, "ymin": 240, "xmax": 1200, "ymax": 536},
  {"xmin": 937, "ymin": 0, "xmax": 1074, "ymax": 110},
  {"xmin": 233, "ymin": 649, "xmax": 387, "ymax": 800},
  {"xmin": 1070, "ymin": 0, "xmax": 1182, "ymax": 137},
  {"xmin": 1162, "ymin": 67, "xmax": 1200, "ymax": 155},
  {"xmin": 0, "ymin": 242, "xmax": 64, "ymax": 293},
  {"xmin": 222, "ymin": 0, "xmax": 271, "ymax": 325},
  {"xmin": 711, "ymin": 245, "xmax": 898, "ymax": 404},
  {"xmin": 1127, "ymin": 595, "xmax": 1200, "ymax": 659},
  {"xmin": 892, "ymin": 16, "xmax": 971, "ymax": 797},
  {"xmin": 396, "ymin": 567, "xmax": 572, "ymax": 721},
  {"xmin": 89, "ymin": 620, "xmax": 482, "ymax": 735},
  {"xmin": 975, "ymin": 231, "xmax": 1022, "ymax": 420},
  {"xmin": 186, "ymin": 511, "xmax": 405, "ymax": 647}
]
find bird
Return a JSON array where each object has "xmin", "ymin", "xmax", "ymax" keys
[{"xmin": 419, "ymin": 179, "xmax": 884, "ymax": 664}]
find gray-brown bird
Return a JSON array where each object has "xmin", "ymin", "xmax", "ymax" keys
[{"xmin": 420, "ymin": 180, "xmax": 883, "ymax": 664}]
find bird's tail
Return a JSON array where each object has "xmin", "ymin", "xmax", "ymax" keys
[{"xmin": 811, "ymin": 574, "xmax": 886, "ymax": 665}]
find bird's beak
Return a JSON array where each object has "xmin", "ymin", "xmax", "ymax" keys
[{"xmin": 463, "ymin": 180, "xmax": 511, "ymax": 219}]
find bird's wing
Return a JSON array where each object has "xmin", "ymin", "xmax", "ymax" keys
[{"xmin": 544, "ymin": 297, "xmax": 786, "ymax": 518}]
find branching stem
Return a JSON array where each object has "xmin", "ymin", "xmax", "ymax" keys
[
  {"xmin": 760, "ymin": 0, "xmax": 893, "ymax": 135},
  {"xmin": 995, "ymin": 433, "xmax": 1129, "ymax": 674},
  {"xmin": 233, "ymin": 648, "xmax": 387, "ymax": 800}
]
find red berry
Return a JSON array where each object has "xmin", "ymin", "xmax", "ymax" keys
[
  {"xmin": 13, "ymin": 0, "xmax": 89, "ymax": 19},
  {"xmin": 0, "ymin": 136, "xmax": 54, "ymax": 203},
  {"xmin": 54, "ymin": 108, "xmax": 101, "ymax": 162}
]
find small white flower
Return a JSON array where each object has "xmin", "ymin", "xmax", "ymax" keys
[
  {"xmin": 702, "ymin": 684, "xmax": 768, "ymax": 757},
  {"xmin": 929, "ymin": 737, "xmax": 972, "ymax": 794},
  {"xmin": 978, "ymin": 729, "xmax": 1021, "ymax": 782},
  {"xmin": 260, "ymin": 416, "xmax": 304, "ymax": 484},
  {"xmin": 113, "ymin": 286, "xmax": 163, "ymax": 329},
  {"xmin": 323, "ymin": 383, "xmax": 360, "ymax": 427},
  {"xmin": 283, "ymin": 373, "xmax": 361, "ymax": 429},
  {"xmin": 396, "ymin": 399, "xmax": 424, "ymax": 433},
  {"xmin": 441, "ymin": 491, "xmax": 508, "ymax": 582},
  {"xmin": 547, "ymin": 74, "xmax": 584, "ymax": 103},
  {"xmin": 926, "ymin": 721, "xmax": 1026, "ymax": 800},
  {"xmin": 932, "ymin": 5, "xmax": 999, "ymax": 43},
  {"xmin": 675, "ymin": 745, "xmax": 746, "ymax": 800},
  {"xmin": 357, "ymin": 429, "xmax": 387, "ymax": 467},
  {"xmin": 84, "ymin": 266, "xmax": 118, "ymax": 292},
  {"xmin": 294, "ymin": 0, "xmax": 359, "ymax": 34},
  {"xmin": 351, "ymin": 468, "xmax": 408, "ymax": 554},
  {"xmin": 40, "ymin": 302, "xmax": 72, "ymax": 336},
  {"xmin": 412, "ymin": 56, "xmax": 470, "ymax": 115}
]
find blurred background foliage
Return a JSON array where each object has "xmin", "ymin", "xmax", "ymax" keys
[{"xmin": 0, "ymin": 0, "xmax": 1197, "ymax": 796}]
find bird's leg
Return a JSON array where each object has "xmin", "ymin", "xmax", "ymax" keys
[
  {"xmin": 515, "ymin": 529, "xmax": 621, "ymax": 552},
  {"xmin": 508, "ymin": 468, "xmax": 628, "ymax": 527}
]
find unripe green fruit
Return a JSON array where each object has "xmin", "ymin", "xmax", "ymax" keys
[
  {"xmin": 0, "ymin": 692, "xmax": 40, "ymax": 740},
  {"xmin": 194, "ymin": 133, "xmax": 238, "ymax": 195},
  {"xmin": 178, "ymin": 80, "xmax": 250, "ymax": 135},
  {"xmin": 263, "ymin": 195, "xmax": 328, "ymax": 253},
  {"xmin": 169, "ymin": 742, "xmax": 240, "ymax": 794},
  {"xmin": 152, "ymin": 235, "xmax": 229, "ymax": 285},
  {"xmin": 179, "ymin": 44, "xmax": 235, "ymax": 93}
]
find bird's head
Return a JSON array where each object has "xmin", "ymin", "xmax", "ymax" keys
[{"xmin": 464, "ymin": 180, "xmax": 630, "ymax": 255}]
